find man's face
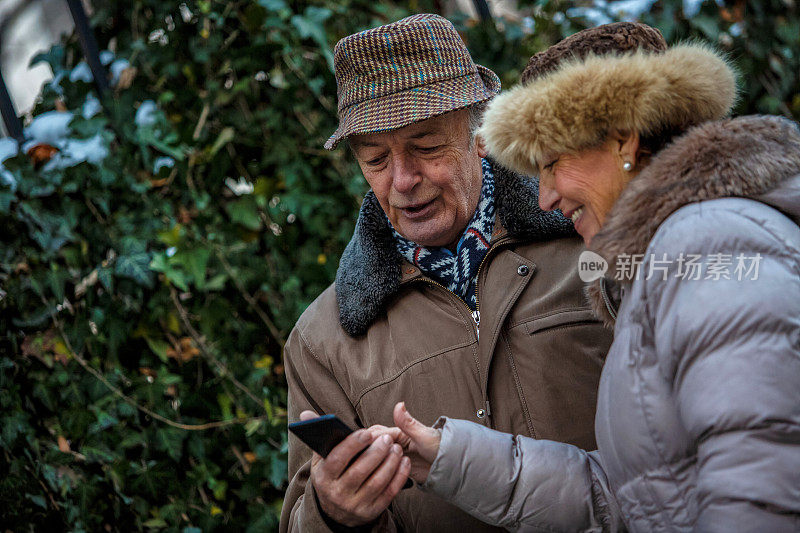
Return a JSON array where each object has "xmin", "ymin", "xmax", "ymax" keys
[{"xmin": 349, "ymin": 110, "xmax": 487, "ymax": 248}]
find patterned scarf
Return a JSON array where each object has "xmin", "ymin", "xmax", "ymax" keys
[{"xmin": 391, "ymin": 159, "xmax": 495, "ymax": 310}]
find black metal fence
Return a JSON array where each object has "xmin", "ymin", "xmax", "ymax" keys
[
  {"xmin": 0, "ymin": 68, "xmax": 24, "ymax": 144},
  {"xmin": 0, "ymin": 0, "xmax": 109, "ymax": 147},
  {"xmin": 473, "ymin": 0, "xmax": 492, "ymax": 21}
]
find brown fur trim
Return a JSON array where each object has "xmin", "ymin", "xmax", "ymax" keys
[
  {"xmin": 586, "ymin": 115, "xmax": 800, "ymax": 318},
  {"xmin": 521, "ymin": 22, "xmax": 666, "ymax": 85},
  {"xmin": 480, "ymin": 43, "xmax": 737, "ymax": 176},
  {"xmin": 592, "ymin": 115, "xmax": 800, "ymax": 269}
]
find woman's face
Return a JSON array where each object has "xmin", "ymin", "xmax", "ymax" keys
[{"xmin": 537, "ymin": 135, "xmax": 636, "ymax": 244}]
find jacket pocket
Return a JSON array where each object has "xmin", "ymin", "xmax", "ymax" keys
[
  {"xmin": 502, "ymin": 307, "xmax": 610, "ymax": 449},
  {"xmin": 521, "ymin": 308, "xmax": 599, "ymax": 335}
]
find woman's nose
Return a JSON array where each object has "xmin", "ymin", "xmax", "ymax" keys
[{"xmin": 538, "ymin": 181, "xmax": 560, "ymax": 211}]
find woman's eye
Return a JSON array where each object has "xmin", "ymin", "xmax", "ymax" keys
[
  {"xmin": 543, "ymin": 158, "xmax": 559, "ymax": 171},
  {"xmin": 365, "ymin": 156, "xmax": 385, "ymax": 166}
]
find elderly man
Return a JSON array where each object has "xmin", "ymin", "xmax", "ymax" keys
[{"xmin": 280, "ymin": 14, "xmax": 619, "ymax": 532}]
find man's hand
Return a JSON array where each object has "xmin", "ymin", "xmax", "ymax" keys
[
  {"xmin": 391, "ymin": 402, "xmax": 441, "ymax": 484},
  {"xmin": 299, "ymin": 410, "xmax": 410, "ymax": 527}
]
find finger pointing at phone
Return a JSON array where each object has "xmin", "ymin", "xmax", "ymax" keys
[
  {"xmin": 297, "ymin": 410, "xmax": 411, "ymax": 527},
  {"xmin": 392, "ymin": 402, "xmax": 442, "ymax": 484}
]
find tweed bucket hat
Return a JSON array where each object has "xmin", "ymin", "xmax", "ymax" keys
[{"xmin": 324, "ymin": 14, "xmax": 501, "ymax": 150}]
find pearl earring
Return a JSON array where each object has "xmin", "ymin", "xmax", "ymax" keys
[{"xmin": 622, "ymin": 161, "xmax": 633, "ymax": 171}]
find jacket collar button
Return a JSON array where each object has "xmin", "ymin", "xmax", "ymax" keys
[{"xmin": 517, "ymin": 265, "xmax": 529, "ymax": 276}]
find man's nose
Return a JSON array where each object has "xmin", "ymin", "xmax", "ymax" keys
[
  {"xmin": 538, "ymin": 180, "xmax": 560, "ymax": 212},
  {"xmin": 390, "ymin": 154, "xmax": 422, "ymax": 194}
]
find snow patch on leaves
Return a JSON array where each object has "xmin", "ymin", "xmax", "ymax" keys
[{"xmin": 135, "ymin": 100, "xmax": 159, "ymax": 127}]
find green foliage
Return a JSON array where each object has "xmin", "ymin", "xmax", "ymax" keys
[
  {"xmin": 1, "ymin": 1, "xmax": 414, "ymax": 529},
  {"xmin": 1, "ymin": 0, "xmax": 797, "ymax": 530}
]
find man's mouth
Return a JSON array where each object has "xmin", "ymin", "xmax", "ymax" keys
[{"xmin": 400, "ymin": 198, "xmax": 436, "ymax": 217}]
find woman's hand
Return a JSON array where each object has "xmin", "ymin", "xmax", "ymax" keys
[{"xmin": 391, "ymin": 402, "xmax": 441, "ymax": 484}]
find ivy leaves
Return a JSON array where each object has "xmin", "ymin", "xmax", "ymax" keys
[
  {"xmin": 2, "ymin": 0, "xmax": 798, "ymax": 530},
  {"xmin": 116, "ymin": 252, "xmax": 156, "ymax": 288}
]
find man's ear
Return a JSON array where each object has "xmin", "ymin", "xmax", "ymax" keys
[
  {"xmin": 474, "ymin": 134, "xmax": 488, "ymax": 159},
  {"xmin": 608, "ymin": 128, "xmax": 640, "ymax": 168}
]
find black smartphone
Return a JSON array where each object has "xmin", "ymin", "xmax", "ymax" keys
[
  {"xmin": 288, "ymin": 414, "xmax": 413, "ymax": 488},
  {"xmin": 288, "ymin": 414, "xmax": 354, "ymax": 458}
]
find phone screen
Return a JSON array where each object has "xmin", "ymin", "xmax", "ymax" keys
[{"xmin": 288, "ymin": 414, "xmax": 354, "ymax": 457}]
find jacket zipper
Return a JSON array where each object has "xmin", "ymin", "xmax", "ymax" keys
[
  {"xmin": 471, "ymin": 309, "xmax": 480, "ymax": 339},
  {"xmin": 411, "ymin": 237, "xmax": 512, "ymax": 422},
  {"xmin": 600, "ymin": 277, "xmax": 618, "ymax": 321},
  {"xmin": 471, "ymin": 246, "xmax": 495, "ymax": 340},
  {"xmin": 413, "ymin": 237, "xmax": 509, "ymax": 341},
  {"xmin": 418, "ymin": 277, "xmax": 491, "ymax": 420}
]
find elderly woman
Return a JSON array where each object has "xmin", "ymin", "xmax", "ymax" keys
[{"xmin": 388, "ymin": 24, "xmax": 800, "ymax": 532}]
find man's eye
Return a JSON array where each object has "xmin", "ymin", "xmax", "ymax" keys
[{"xmin": 416, "ymin": 145, "xmax": 441, "ymax": 154}]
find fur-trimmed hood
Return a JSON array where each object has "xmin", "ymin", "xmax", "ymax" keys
[
  {"xmin": 479, "ymin": 43, "xmax": 737, "ymax": 177},
  {"xmin": 335, "ymin": 161, "xmax": 576, "ymax": 336},
  {"xmin": 588, "ymin": 114, "xmax": 800, "ymax": 324}
]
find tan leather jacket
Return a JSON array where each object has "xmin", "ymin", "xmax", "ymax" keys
[{"xmin": 280, "ymin": 163, "xmax": 614, "ymax": 532}]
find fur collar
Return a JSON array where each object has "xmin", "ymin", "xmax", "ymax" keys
[
  {"xmin": 588, "ymin": 115, "xmax": 800, "ymax": 324},
  {"xmin": 335, "ymin": 160, "xmax": 575, "ymax": 336}
]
